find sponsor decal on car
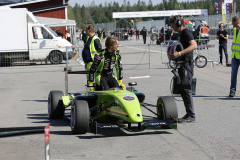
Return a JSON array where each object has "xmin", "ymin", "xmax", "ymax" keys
[{"xmin": 122, "ymin": 96, "xmax": 135, "ymax": 101}]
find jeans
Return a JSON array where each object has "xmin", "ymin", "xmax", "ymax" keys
[
  {"xmin": 219, "ymin": 43, "xmax": 228, "ymax": 64},
  {"xmin": 230, "ymin": 57, "xmax": 240, "ymax": 92},
  {"xmin": 178, "ymin": 62, "xmax": 195, "ymax": 118},
  {"xmin": 143, "ymin": 35, "xmax": 146, "ymax": 44}
]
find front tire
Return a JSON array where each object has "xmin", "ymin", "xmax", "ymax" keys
[
  {"xmin": 71, "ymin": 100, "xmax": 89, "ymax": 134},
  {"xmin": 156, "ymin": 96, "xmax": 178, "ymax": 120},
  {"xmin": 195, "ymin": 55, "xmax": 207, "ymax": 68},
  {"xmin": 48, "ymin": 90, "xmax": 64, "ymax": 119},
  {"xmin": 49, "ymin": 51, "xmax": 63, "ymax": 64}
]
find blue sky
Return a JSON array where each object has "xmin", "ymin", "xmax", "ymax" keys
[{"xmin": 68, "ymin": 0, "xmax": 192, "ymax": 7}]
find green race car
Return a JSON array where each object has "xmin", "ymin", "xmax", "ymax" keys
[{"xmin": 48, "ymin": 69, "xmax": 178, "ymax": 134}]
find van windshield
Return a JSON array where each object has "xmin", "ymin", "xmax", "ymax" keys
[{"xmin": 44, "ymin": 25, "xmax": 58, "ymax": 37}]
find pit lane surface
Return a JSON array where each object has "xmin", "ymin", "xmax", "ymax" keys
[{"xmin": 0, "ymin": 38, "xmax": 239, "ymax": 160}]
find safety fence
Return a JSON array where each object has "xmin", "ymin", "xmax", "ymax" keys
[
  {"xmin": 159, "ymin": 38, "xmax": 233, "ymax": 68},
  {"xmin": 94, "ymin": 22, "xmax": 116, "ymax": 33},
  {"xmin": 72, "ymin": 39, "xmax": 152, "ymax": 70},
  {"xmin": 0, "ymin": 36, "xmax": 232, "ymax": 69},
  {"xmin": 94, "ymin": 13, "xmax": 240, "ymax": 39}
]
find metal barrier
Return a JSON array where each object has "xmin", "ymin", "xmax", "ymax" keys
[
  {"xmin": 160, "ymin": 39, "xmax": 219, "ymax": 68},
  {"xmin": 0, "ymin": 36, "xmax": 232, "ymax": 69},
  {"xmin": 68, "ymin": 39, "xmax": 151, "ymax": 70}
]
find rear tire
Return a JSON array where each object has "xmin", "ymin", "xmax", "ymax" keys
[
  {"xmin": 156, "ymin": 96, "xmax": 178, "ymax": 120},
  {"xmin": 195, "ymin": 55, "xmax": 207, "ymax": 68},
  {"xmin": 49, "ymin": 51, "xmax": 63, "ymax": 64},
  {"xmin": 71, "ymin": 100, "xmax": 89, "ymax": 134},
  {"xmin": 48, "ymin": 90, "xmax": 64, "ymax": 119}
]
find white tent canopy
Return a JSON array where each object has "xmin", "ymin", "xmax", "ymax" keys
[
  {"xmin": 35, "ymin": 16, "xmax": 76, "ymax": 27},
  {"xmin": 35, "ymin": 16, "xmax": 77, "ymax": 45}
]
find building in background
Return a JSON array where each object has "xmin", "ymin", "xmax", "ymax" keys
[{"xmin": 0, "ymin": 0, "xmax": 77, "ymax": 45}]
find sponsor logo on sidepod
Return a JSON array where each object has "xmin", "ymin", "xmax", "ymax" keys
[{"xmin": 122, "ymin": 96, "xmax": 135, "ymax": 101}]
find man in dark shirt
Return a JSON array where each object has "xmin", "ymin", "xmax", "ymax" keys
[
  {"xmin": 97, "ymin": 28, "xmax": 102, "ymax": 40},
  {"xmin": 165, "ymin": 25, "xmax": 173, "ymax": 41},
  {"xmin": 141, "ymin": 26, "xmax": 148, "ymax": 44},
  {"xmin": 81, "ymin": 29, "xmax": 87, "ymax": 44},
  {"xmin": 217, "ymin": 23, "xmax": 229, "ymax": 65},
  {"xmin": 169, "ymin": 15, "xmax": 197, "ymax": 123},
  {"xmin": 136, "ymin": 27, "xmax": 140, "ymax": 40}
]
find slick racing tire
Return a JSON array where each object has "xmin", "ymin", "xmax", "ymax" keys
[
  {"xmin": 195, "ymin": 55, "xmax": 207, "ymax": 68},
  {"xmin": 156, "ymin": 96, "xmax": 178, "ymax": 120},
  {"xmin": 71, "ymin": 100, "xmax": 89, "ymax": 134},
  {"xmin": 48, "ymin": 90, "xmax": 65, "ymax": 119},
  {"xmin": 49, "ymin": 51, "xmax": 63, "ymax": 64}
]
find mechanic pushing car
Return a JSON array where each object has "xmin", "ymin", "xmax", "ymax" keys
[
  {"xmin": 88, "ymin": 36, "xmax": 126, "ymax": 91},
  {"xmin": 169, "ymin": 15, "xmax": 197, "ymax": 123}
]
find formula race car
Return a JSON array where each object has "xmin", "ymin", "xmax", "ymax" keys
[{"xmin": 48, "ymin": 68, "xmax": 178, "ymax": 134}]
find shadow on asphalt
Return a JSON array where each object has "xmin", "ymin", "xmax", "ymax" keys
[
  {"xmin": 27, "ymin": 114, "xmax": 173, "ymax": 137},
  {"xmin": 27, "ymin": 114, "xmax": 69, "ymax": 127},
  {"xmin": 76, "ymin": 129, "xmax": 172, "ymax": 139},
  {"xmin": 22, "ymin": 100, "xmax": 48, "ymax": 102}
]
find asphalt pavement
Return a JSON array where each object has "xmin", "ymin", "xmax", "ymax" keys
[{"xmin": 0, "ymin": 37, "xmax": 239, "ymax": 160}]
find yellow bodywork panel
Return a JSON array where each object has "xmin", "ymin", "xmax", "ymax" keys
[{"xmin": 62, "ymin": 96, "xmax": 70, "ymax": 106}]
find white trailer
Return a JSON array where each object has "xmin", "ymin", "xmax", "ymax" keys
[{"xmin": 0, "ymin": 7, "xmax": 73, "ymax": 64}]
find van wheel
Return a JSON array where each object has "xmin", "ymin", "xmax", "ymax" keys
[{"xmin": 49, "ymin": 51, "xmax": 63, "ymax": 64}]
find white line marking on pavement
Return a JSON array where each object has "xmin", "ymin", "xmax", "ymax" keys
[{"xmin": 129, "ymin": 75, "xmax": 150, "ymax": 79}]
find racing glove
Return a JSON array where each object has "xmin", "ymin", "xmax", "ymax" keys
[
  {"xmin": 87, "ymin": 81, "xmax": 95, "ymax": 92},
  {"xmin": 118, "ymin": 80, "xmax": 126, "ymax": 90}
]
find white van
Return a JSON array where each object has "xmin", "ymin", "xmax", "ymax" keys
[{"xmin": 0, "ymin": 7, "xmax": 73, "ymax": 64}]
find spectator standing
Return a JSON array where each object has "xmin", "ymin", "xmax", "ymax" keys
[
  {"xmin": 65, "ymin": 30, "xmax": 71, "ymax": 43},
  {"xmin": 169, "ymin": 15, "xmax": 197, "ymax": 123},
  {"xmin": 129, "ymin": 28, "xmax": 133, "ymax": 40},
  {"xmin": 229, "ymin": 16, "xmax": 240, "ymax": 97},
  {"xmin": 141, "ymin": 26, "xmax": 147, "ymax": 44},
  {"xmin": 199, "ymin": 22, "xmax": 210, "ymax": 46},
  {"xmin": 55, "ymin": 28, "xmax": 63, "ymax": 38},
  {"xmin": 136, "ymin": 27, "xmax": 140, "ymax": 40},
  {"xmin": 81, "ymin": 29, "xmax": 88, "ymax": 44},
  {"xmin": 217, "ymin": 23, "xmax": 229, "ymax": 65},
  {"xmin": 165, "ymin": 25, "xmax": 173, "ymax": 41},
  {"xmin": 102, "ymin": 28, "xmax": 106, "ymax": 39},
  {"xmin": 97, "ymin": 28, "xmax": 102, "ymax": 40}
]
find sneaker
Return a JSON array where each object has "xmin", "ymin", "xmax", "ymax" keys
[
  {"xmin": 226, "ymin": 62, "xmax": 231, "ymax": 67},
  {"xmin": 229, "ymin": 91, "xmax": 235, "ymax": 97},
  {"xmin": 178, "ymin": 115, "xmax": 195, "ymax": 123}
]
